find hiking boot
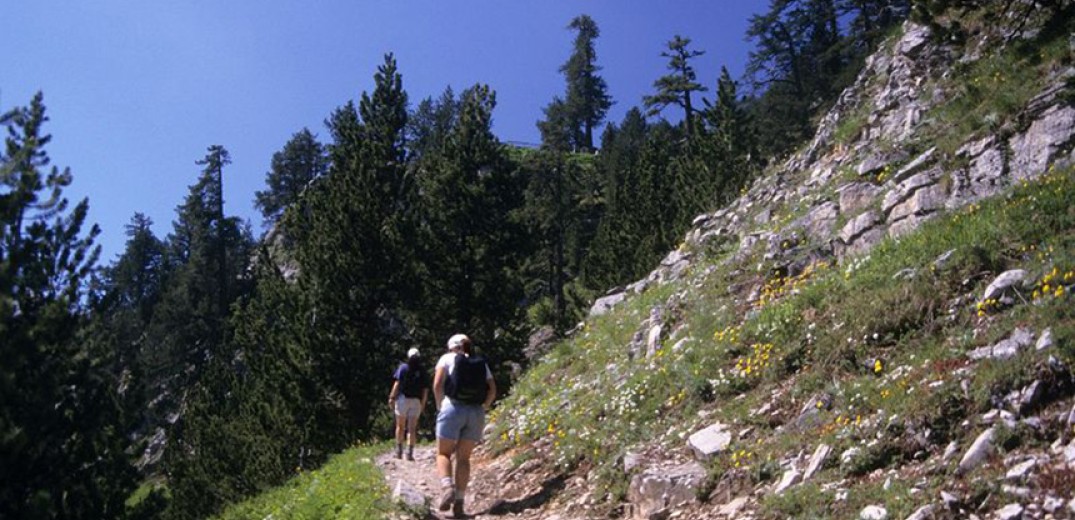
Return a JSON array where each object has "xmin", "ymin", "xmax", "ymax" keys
[
  {"xmin": 405, "ymin": 451, "xmax": 414, "ymax": 461},
  {"xmin": 437, "ymin": 487, "xmax": 455, "ymax": 511},
  {"xmin": 394, "ymin": 444, "xmax": 402, "ymax": 459},
  {"xmin": 452, "ymin": 498, "xmax": 465, "ymax": 518}
]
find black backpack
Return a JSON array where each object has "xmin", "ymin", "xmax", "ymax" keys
[
  {"xmin": 445, "ymin": 354, "xmax": 489, "ymax": 405},
  {"xmin": 398, "ymin": 364, "xmax": 426, "ymax": 398}
]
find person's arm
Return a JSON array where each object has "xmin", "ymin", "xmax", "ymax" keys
[
  {"xmin": 433, "ymin": 366, "xmax": 446, "ymax": 411},
  {"xmin": 420, "ymin": 387, "xmax": 429, "ymax": 412},
  {"xmin": 483, "ymin": 368, "xmax": 497, "ymax": 410},
  {"xmin": 388, "ymin": 380, "xmax": 400, "ymax": 406}
]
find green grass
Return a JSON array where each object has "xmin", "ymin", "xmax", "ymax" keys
[{"xmin": 211, "ymin": 442, "xmax": 394, "ymax": 520}]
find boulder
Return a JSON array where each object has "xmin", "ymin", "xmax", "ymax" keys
[
  {"xmin": 716, "ymin": 497, "xmax": 749, "ymax": 518},
  {"xmin": 803, "ymin": 444, "xmax": 832, "ymax": 481},
  {"xmin": 860, "ymin": 505, "xmax": 888, "ymax": 520},
  {"xmin": 687, "ymin": 422, "xmax": 732, "ymax": 460},
  {"xmin": 773, "ymin": 468, "xmax": 802, "ymax": 494},
  {"xmin": 1035, "ymin": 328, "xmax": 1054, "ymax": 351},
  {"xmin": 967, "ymin": 328, "xmax": 1035, "ymax": 361},
  {"xmin": 590, "ymin": 292, "xmax": 626, "ymax": 317},
  {"xmin": 1005, "ymin": 459, "xmax": 1036, "ymax": 481},
  {"xmin": 956, "ymin": 427, "xmax": 995, "ymax": 475},
  {"xmin": 980, "ymin": 270, "xmax": 1028, "ymax": 303},
  {"xmin": 994, "ymin": 503, "xmax": 1024, "ymax": 520},
  {"xmin": 905, "ymin": 504, "xmax": 935, "ymax": 520},
  {"xmin": 392, "ymin": 479, "xmax": 427, "ymax": 509},
  {"xmin": 627, "ymin": 462, "xmax": 706, "ymax": 519}
]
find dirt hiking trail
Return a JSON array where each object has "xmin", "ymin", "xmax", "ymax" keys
[{"xmin": 377, "ymin": 444, "xmax": 576, "ymax": 520}]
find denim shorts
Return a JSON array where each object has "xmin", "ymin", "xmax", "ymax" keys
[{"xmin": 436, "ymin": 398, "xmax": 485, "ymax": 442}]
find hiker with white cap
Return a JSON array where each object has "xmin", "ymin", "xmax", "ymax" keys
[
  {"xmin": 388, "ymin": 346, "xmax": 428, "ymax": 460},
  {"xmin": 432, "ymin": 333, "xmax": 496, "ymax": 517}
]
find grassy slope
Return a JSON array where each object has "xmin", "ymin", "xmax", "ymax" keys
[
  {"xmin": 489, "ymin": 162, "xmax": 1075, "ymax": 520},
  {"xmin": 210, "ymin": 442, "xmax": 394, "ymax": 520}
]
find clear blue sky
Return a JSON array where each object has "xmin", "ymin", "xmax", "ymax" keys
[{"xmin": 5, "ymin": 1, "xmax": 767, "ymax": 262}]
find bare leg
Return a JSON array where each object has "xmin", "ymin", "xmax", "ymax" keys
[
  {"xmin": 394, "ymin": 415, "xmax": 406, "ymax": 445},
  {"xmin": 453, "ymin": 439, "xmax": 478, "ymax": 495},
  {"xmin": 406, "ymin": 415, "xmax": 420, "ymax": 447},
  {"xmin": 437, "ymin": 438, "xmax": 457, "ymax": 479}
]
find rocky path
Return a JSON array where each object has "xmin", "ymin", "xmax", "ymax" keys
[{"xmin": 378, "ymin": 444, "xmax": 573, "ymax": 520}]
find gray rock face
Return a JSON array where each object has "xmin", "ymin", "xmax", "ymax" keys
[
  {"xmin": 949, "ymin": 136, "xmax": 1007, "ymax": 208},
  {"xmin": 888, "ymin": 180, "xmax": 947, "ymax": 223},
  {"xmin": 891, "ymin": 148, "xmax": 937, "ymax": 185},
  {"xmin": 627, "ymin": 461, "xmax": 706, "ymax": 519},
  {"xmin": 590, "ymin": 292, "xmax": 626, "ymax": 317},
  {"xmin": 840, "ymin": 211, "xmax": 882, "ymax": 245},
  {"xmin": 838, "ymin": 182, "xmax": 882, "ymax": 214},
  {"xmin": 897, "ymin": 22, "xmax": 932, "ymax": 58},
  {"xmin": 800, "ymin": 201, "xmax": 840, "ymax": 242},
  {"xmin": 882, "ymin": 167, "xmax": 943, "ymax": 216},
  {"xmin": 1010, "ymin": 104, "xmax": 1075, "ymax": 181},
  {"xmin": 957, "ymin": 427, "xmax": 995, "ymax": 474},
  {"xmin": 687, "ymin": 422, "xmax": 732, "ymax": 460},
  {"xmin": 525, "ymin": 325, "xmax": 558, "ymax": 360}
]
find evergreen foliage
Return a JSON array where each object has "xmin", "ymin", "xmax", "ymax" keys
[
  {"xmin": 0, "ymin": 93, "xmax": 134, "ymax": 519},
  {"xmin": 414, "ymin": 85, "xmax": 528, "ymax": 360},
  {"xmin": 539, "ymin": 15, "xmax": 613, "ymax": 152},
  {"xmin": 285, "ymin": 53, "xmax": 414, "ymax": 441},
  {"xmin": 643, "ymin": 35, "xmax": 708, "ymax": 137},
  {"xmin": 254, "ymin": 129, "xmax": 328, "ymax": 229}
]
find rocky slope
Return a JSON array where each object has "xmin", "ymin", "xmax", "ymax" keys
[{"xmin": 462, "ymin": 8, "xmax": 1075, "ymax": 520}]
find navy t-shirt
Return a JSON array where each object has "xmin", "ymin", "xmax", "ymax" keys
[{"xmin": 393, "ymin": 363, "xmax": 429, "ymax": 398}]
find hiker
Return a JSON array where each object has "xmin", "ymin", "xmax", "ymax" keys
[
  {"xmin": 389, "ymin": 347, "xmax": 429, "ymax": 461},
  {"xmin": 433, "ymin": 333, "xmax": 496, "ymax": 518}
]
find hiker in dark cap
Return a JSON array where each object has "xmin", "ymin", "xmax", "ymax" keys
[{"xmin": 389, "ymin": 347, "xmax": 428, "ymax": 461}]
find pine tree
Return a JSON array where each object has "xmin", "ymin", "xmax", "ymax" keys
[
  {"xmin": 539, "ymin": 14, "xmax": 613, "ymax": 152},
  {"xmin": 643, "ymin": 35, "xmax": 708, "ymax": 136},
  {"xmin": 0, "ymin": 92, "xmax": 134, "ymax": 519},
  {"xmin": 254, "ymin": 128, "xmax": 328, "ymax": 229}
]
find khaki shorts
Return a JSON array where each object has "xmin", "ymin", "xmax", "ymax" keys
[{"xmin": 394, "ymin": 396, "xmax": 421, "ymax": 420}]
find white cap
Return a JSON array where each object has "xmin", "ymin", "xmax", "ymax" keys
[
  {"xmin": 447, "ymin": 333, "xmax": 470, "ymax": 350},
  {"xmin": 407, "ymin": 347, "xmax": 420, "ymax": 358}
]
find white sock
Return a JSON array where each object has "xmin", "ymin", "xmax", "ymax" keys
[{"xmin": 441, "ymin": 477, "xmax": 453, "ymax": 489}]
